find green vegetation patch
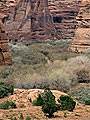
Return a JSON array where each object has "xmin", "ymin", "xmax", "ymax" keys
[
  {"xmin": 0, "ymin": 100, "xmax": 16, "ymax": 109},
  {"xmin": 69, "ymin": 85, "xmax": 90, "ymax": 104},
  {"xmin": 32, "ymin": 88, "xmax": 76, "ymax": 118},
  {"xmin": 32, "ymin": 94, "xmax": 43, "ymax": 106},
  {"xmin": 0, "ymin": 83, "xmax": 14, "ymax": 98},
  {"xmin": 85, "ymin": 99, "xmax": 90, "ymax": 105},
  {"xmin": 26, "ymin": 116, "xmax": 31, "ymax": 120},
  {"xmin": 58, "ymin": 95, "xmax": 76, "ymax": 111}
]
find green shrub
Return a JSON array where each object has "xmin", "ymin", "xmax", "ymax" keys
[
  {"xmin": 58, "ymin": 95, "xmax": 76, "ymax": 111},
  {"xmin": 42, "ymin": 88, "xmax": 55, "ymax": 103},
  {"xmin": 69, "ymin": 86, "xmax": 90, "ymax": 104},
  {"xmin": 42, "ymin": 88, "xmax": 60, "ymax": 118},
  {"xmin": 0, "ymin": 100, "xmax": 16, "ymax": 109},
  {"xmin": 79, "ymin": 12, "xmax": 83, "ymax": 14},
  {"xmin": 0, "ymin": 100, "xmax": 10, "ymax": 109},
  {"xmin": 0, "ymin": 83, "xmax": 9, "ymax": 98},
  {"xmin": 85, "ymin": 99, "xmax": 90, "ymax": 105},
  {"xmin": 0, "ymin": 83, "xmax": 14, "ymax": 98},
  {"xmin": 26, "ymin": 116, "xmax": 31, "ymax": 120},
  {"xmin": 9, "ymin": 101, "xmax": 17, "ymax": 108},
  {"xmin": 9, "ymin": 85, "xmax": 14, "ymax": 95},
  {"xmin": 20, "ymin": 113, "xmax": 24, "ymax": 120},
  {"xmin": 42, "ymin": 101, "xmax": 60, "ymax": 118},
  {"xmin": 64, "ymin": 112, "xmax": 67, "ymax": 118},
  {"xmin": 32, "ymin": 88, "xmax": 60, "ymax": 118},
  {"xmin": 32, "ymin": 94, "xmax": 43, "ymax": 106}
]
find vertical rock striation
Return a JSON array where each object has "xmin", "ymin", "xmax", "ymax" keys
[
  {"xmin": 6, "ymin": 0, "xmax": 57, "ymax": 42},
  {"xmin": 5, "ymin": 0, "xmax": 82, "ymax": 41}
]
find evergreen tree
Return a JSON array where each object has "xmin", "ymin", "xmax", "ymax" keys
[{"xmin": 42, "ymin": 88, "xmax": 60, "ymax": 118}]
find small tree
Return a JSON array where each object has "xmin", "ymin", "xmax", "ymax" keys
[
  {"xmin": 0, "ymin": 83, "xmax": 9, "ymax": 98},
  {"xmin": 9, "ymin": 101, "xmax": 17, "ymax": 108},
  {"xmin": 42, "ymin": 88, "xmax": 60, "ymax": 118},
  {"xmin": 26, "ymin": 116, "xmax": 31, "ymax": 120},
  {"xmin": 0, "ymin": 83, "xmax": 14, "ymax": 98},
  {"xmin": 42, "ymin": 88, "xmax": 55, "ymax": 103},
  {"xmin": 0, "ymin": 100, "xmax": 16, "ymax": 109},
  {"xmin": 85, "ymin": 99, "xmax": 90, "ymax": 105},
  {"xmin": 9, "ymin": 85, "xmax": 14, "ymax": 95},
  {"xmin": 32, "ymin": 94, "xmax": 43, "ymax": 106},
  {"xmin": 58, "ymin": 95, "xmax": 76, "ymax": 111}
]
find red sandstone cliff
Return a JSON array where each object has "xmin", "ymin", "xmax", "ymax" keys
[
  {"xmin": 0, "ymin": 21, "xmax": 12, "ymax": 65},
  {"xmin": 70, "ymin": 0, "xmax": 90, "ymax": 52},
  {"xmin": 0, "ymin": 0, "xmax": 90, "ymax": 52},
  {"xmin": 3, "ymin": 0, "xmax": 82, "ymax": 42}
]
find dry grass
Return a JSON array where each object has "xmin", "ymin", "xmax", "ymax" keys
[
  {"xmin": 0, "ymin": 43, "xmax": 90, "ymax": 92},
  {"xmin": 0, "ymin": 55, "xmax": 89, "ymax": 93}
]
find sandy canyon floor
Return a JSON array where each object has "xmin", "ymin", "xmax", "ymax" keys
[{"xmin": 0, "ymin": 89, "xmax": 90, "ymax": 120}]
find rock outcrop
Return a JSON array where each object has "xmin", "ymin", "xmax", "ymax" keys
[
  {"xmin": 70, "ymin": 0, "xmax": 90, "ymax": 52},
  {"xmin": 5, "ymin": 0, "xmax": 82, "ymax": 41},
  {"xmin": 0, "ymin": 21, "xmax": 12, "ymax": 65},
  {"xmin": 48, "ymin": 0, "xmax": 82, "ymax": 40},
  {"xmin": 6, "ymin": 0, "xmax": 57, "ymax": 42},
  {"xmin": 1, "ymin": 0, "xmax": 90, "ymax": 52}
]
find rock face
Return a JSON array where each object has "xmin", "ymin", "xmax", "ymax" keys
[
  {"xmin": 48, "ymin": 0, "xmax": 82, "ymax": 40},
  {"xmin": 1, "ymin": 0, "xmax": 90, "ymax": 52},
  {"xmin": 0, "ymin": 21, "xmax": 12, "ymax": 65},
  {"xmin": 6, "ymin": 0, "xmax": 57, "ymax": 42},
  {"xmin": 70, "ymin": 0, "xmax": 90, "ymax": 52},
  {"xmin": 5, "ymin": 0, "xmax": 82, "ymax": 41}
]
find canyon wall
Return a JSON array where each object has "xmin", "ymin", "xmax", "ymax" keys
[
  {"xmin": 0, "ymin": 21, "xmax": 12, "ymax": 65},
  {"xmin": 70, "ymin": 0, "xmax": 90, "ymax": 52},
  {"xmin": 5, "ymin": 0, "xmax": 82, "ymax": 42},
  {"xmin": 1, "ymin": 0, "xmax": 90, "ymax": 52},
  {"xmin": 5, "ymin": 0, "xmax": 57, "ymax": 42},
  {"xmin": 48, "ymin": 0, "xmax": 81, "ymax": 40}
]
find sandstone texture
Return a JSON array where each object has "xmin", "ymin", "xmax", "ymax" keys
[
  {"xmin": 0, "ymin": 0, "xmax": 16, "ymax": 65},
  {"xmin": 0, "ymin": 21, "xmax": 12, "ymax": 65},
  {"xmin": 0, "ymin": 0, "xmax": 90, "ymax": 52},
  {"xmin": 70, "ymin": 0, "xmax": 90, "ymax": 52},
  {"xmin": 4, "ymin": 0, "xmax": 82, "ymax": 41},
  {"xmin": 48, "ymin": 0, "xmax": 81, "ymax": 40},
  {"xmin": 0, "ymin": 0, "xmax": 16, "ymax": 20},
  {"xmin": 5, "ymin": 0, "xmax": 57, "ymax": 42}
]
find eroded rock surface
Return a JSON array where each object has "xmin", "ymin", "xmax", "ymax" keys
[
  {"xmin": 6, "ymin": 0, "xmax": 57, "ymax": 42},
  {"xmin": 48, "ymin": 0, "xmax": 82, "ymax": 40},
  {"xmin": 70, "ymin": 0, "xmax": 90, "ymax": 52},
  {"xmin": 0, "ymin": 21, "xmax": 12, "ymax": 65},
  {"xmin": 5, "ymin": 0, "xmax": 82, "ymax": 41},
  {"xmin": 1, "ymin": 0, "xmax": 90, "ymax": 52}
]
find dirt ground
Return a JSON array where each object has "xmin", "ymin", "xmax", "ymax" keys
[{"xmin": 0, "ymin": 89, "xmax": 90, "ymax": 120}]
